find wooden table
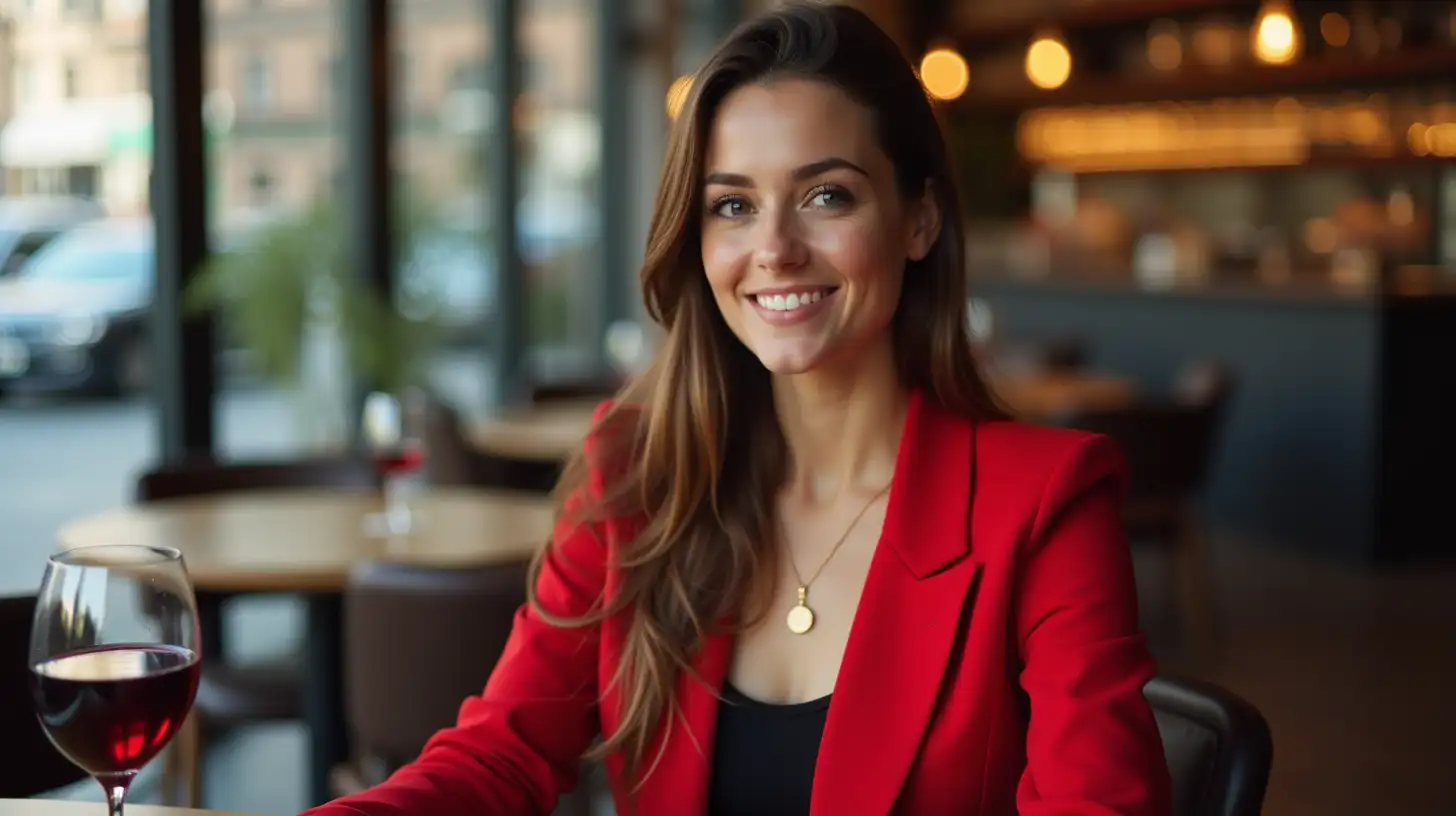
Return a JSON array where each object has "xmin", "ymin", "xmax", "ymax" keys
[
  {"xmin": 57, "ymin": 487, "xmax": 558, "ymax": 593},
  {"xmin": 989, "ymin": 370, "xmax": 1136, "ymax": 419},
  {"xmin": 0, "ymin": 803, "xmax": 258, "ymax": 816},
  {"xmin": 468, "ymin": 398, "xmax": 603, "ymax": 462},
  {"xmin": 56, "ymin": 486, "xmax": 557, "ymax": 807},
  {"xmin": 468, "ymin": 373, "xmax": 1137, "ymax": 462}
]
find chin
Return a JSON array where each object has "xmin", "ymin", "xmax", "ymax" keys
[{"xmin": 749, "ymin": 339, "xmax": 833, "ymax": 375}]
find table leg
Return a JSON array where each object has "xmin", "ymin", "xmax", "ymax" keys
[{"xmin": 304, "ymin": 593, "xmax": 347, "ymax": 806}]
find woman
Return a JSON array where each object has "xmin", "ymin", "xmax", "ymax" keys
[{"xmin": 307, "ymin": 3, "xmax": 1171, "ymax": 814}]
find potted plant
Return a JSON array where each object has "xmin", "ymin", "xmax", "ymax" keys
[{"xmin": 187, "ymin": 194, "xmax": 451, "ymax": 449}]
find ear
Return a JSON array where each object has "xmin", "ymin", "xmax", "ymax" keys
[{"xmin": 906, "ymin": 181, "xmax": 942, "ymax": 263}]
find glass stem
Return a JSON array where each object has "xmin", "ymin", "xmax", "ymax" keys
[
  {"xmin": 100, "ymin": 772, "xmax": 135, "ymax": 816},
  {"xmin": 384, "ymin": 473, "xmax": 409, "ymax": 532}
]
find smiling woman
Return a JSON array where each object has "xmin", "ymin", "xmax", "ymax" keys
[{"xmin": 304, "ymin": 4, "xmax": 1172, "ymax": 815}]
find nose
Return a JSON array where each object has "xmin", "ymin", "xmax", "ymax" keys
[{"xmin": 751, "ymin": 208, "xmax": 809, "ymax": 273}]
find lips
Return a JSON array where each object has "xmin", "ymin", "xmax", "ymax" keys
[
  {"xmin": 753, "ymin": 289, "xmax": 829, "ymax": 312},
  {"xmin": 746, "ymin": 286, "xmax": 838, "ymax": 326}
]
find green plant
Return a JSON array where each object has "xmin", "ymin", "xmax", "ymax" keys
[{"xmin": 186, "ymin": 194, "xmax": 448, "ymax": 395}]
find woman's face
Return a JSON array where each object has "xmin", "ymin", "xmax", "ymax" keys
[{"xmin": 699, "ymin": 79, "xmax": 939, "ymax": 376}]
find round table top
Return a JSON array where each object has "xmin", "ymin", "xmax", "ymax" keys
[
  {"xmin": 989, "ymin": 370, "xmax": 1135, "ymax": 419},
  {"xmin": 468, "ymin": 399, "xmax": 603, "ymax": 461},
  {"xmin": 468, "ymin": 373, "xmax": 1136, "ymax": 461},
  {"xmin": 0, "ymin": 802, "xmax": 257, "ymax": 816},
  {"xmin": 56, "ymin": 487, "xmax": 558, "ymax": 593}
]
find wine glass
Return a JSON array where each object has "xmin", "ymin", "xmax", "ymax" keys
[
  {"xmin": 29, "ymin": 545, "xmax": 201, "ymax": 816},
  {"xmin": 362, "ymin": 390, "xmax": 427, "ymax": 536},
  {"xmin": 604, "ymin": 320, "xmax": 646, "ymax": 376}
]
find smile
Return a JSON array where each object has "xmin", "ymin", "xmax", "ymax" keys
[
  {"xmin": 747, "ymin": 287, "xmax": 837, "ymax": 326},
  {"xmin": 755, "ymin": 291, "xmax": 824, "ymax": 311}
]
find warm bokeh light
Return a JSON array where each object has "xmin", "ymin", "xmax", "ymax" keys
[
  {"xmin": 1320, "ymin": 12, "xmax": 1350, "ymax": 47},
  {"xmin": 918, "ymin": 48, "xmax": 969, "ymax": 101},
  {"xmin": 1147, "ymin": 20, "xmax": 1182, "ymax": 72},
  {"xmin": 665, "ymin": 75, "xmax": 693, "ymax": 119},
  {"xmin": 1409, "ymin": 122, "xmax": 1430, "ymax": 156},
  {"xmin": 1253, "ymin": 3, "xmax": 1301, "ymax": 65},
  {"xmin": 1025, "ymin": 36, "xmax": 1072, "ymax": 90}
]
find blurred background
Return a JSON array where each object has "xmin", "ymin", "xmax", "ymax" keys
[{"xmin": 0, "ymin": 0, "xmax": 1453, "ymax": 814}]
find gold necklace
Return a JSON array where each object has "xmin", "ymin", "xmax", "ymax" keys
[{"xmin": 783, "ymin": 482, "xmax": 893, "ymax": 635}]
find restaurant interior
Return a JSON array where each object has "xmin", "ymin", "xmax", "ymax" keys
[{"xmin": 1, "ymin": 0, "xmax": 1454, "ymax": 814}]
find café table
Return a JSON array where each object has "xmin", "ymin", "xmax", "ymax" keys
[
  {"xmin": 55, "ymin": 487, "xmax": 558, "ymax": 807},
  {"xmin": 0, "ymin": 803, "xmax": 259, "ymax": 816},
  {"xmin": 468, "ymin": 371, "xmax": 1138, "ymax": 462}
]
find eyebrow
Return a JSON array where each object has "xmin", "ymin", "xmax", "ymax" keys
[{"xmin": 703, "ymin": 157, "xmax": 870, "ymax": 189}]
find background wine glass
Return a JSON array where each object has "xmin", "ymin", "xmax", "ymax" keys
[
  {"xmin": 29, "ymin": 544, "xmax": 201, "ymax": 816},
  {"xmin": 361, "ymin": 390, "xmax": 426, "ymax": 536}
]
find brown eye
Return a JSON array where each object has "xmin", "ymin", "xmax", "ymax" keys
[
  {"xmin": 709, "ymin": 195, "xmax": 750, "ymax": 218},
  {"xmin": 807, "ymin": 185, "xmax": 853, "ymax": 210}
]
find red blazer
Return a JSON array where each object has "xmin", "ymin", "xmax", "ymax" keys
[{"xmin": 308, "ymin": 389, "xmax": 1172, "ymax": 815}]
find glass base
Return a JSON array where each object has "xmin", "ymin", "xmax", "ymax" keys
[{"xmin": 363, "ymin": 508, "xmax": 414, "ymax": 537}]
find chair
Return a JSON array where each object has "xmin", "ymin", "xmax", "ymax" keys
[
  {"xmin": 1145, "ymin": 675, "xmax": 1273, "ymax": 816},
  {"xmin": 335, "ymin": 559, "xmax": 599, "ymax": 815},
  {"xmin": 529, "ymin": 375, "xmax": 623, "ymax": 404},
  {"xmin": 420, "ymin": 395, "xmax": 562, "ymax": 494},
  {"xmin": 136, "ymin": 456, "xmax": 378, "ymax": 806},
  {"xmin": 0, "ymin": 594, "xmax": 89, "ymax": 797},
  {"xmin": 1057, "ymin": 360, "xmax": 1234, "ymax": 655}
]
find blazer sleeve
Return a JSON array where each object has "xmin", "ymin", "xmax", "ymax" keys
[
  {"xmin": 1014, "ymin": 434, "xmax": 1174, "ymax": 816},
  {"xmin": 302, "ymin": 403, "xmax": 619, "ymax": 816}
]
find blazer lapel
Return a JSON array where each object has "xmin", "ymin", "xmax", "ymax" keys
[
  {"xmin": 811, "ymin": 391, "xmax": 983, "ymax": 816},
  {"xmin": 632, "ymin": 627, "xmax": 733, "ymax": 814}
]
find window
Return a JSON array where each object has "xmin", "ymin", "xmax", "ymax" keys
[
  {"xmin": 13, "ymin": 61, "xmax": 33, "ymax": 108},
  {"xmin": 248, "ymin": 167, "xmax": 275, "ymax": 207},
  {"xmin": 394, "ymin": 50, "xmax": 415, "ymax": 110},
  {"xmin": 63, "ymin": 60, "xmax": 78, "ymax": 99},
  {"xmin": 242, "ymin": 52, "xmax": 273, "ymax": 112},
  {"xmin": 62, "ymin": 0, "xmax": 100, "ymax": 19}
]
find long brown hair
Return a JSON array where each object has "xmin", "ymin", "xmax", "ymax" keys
[{"xmin": 528, "ymin": 0, "xmax": 1006, "ymax": 787}]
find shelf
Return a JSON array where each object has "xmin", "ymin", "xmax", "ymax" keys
[
  {"xmin": 1014, "ymin": 153, "xmax": 1456, "ymax": 177},
  {"xmin": 953, "ymin": 0, "xmax": 1258, "ymax": 49},
  {"xmin": 952, "ymin": 46, "xmax": 1456, "ymax": 109}
]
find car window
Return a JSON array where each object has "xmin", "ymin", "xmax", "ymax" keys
[{"xmin": 19, "ymin": 229, "xmax": 153, "ymax": 284}]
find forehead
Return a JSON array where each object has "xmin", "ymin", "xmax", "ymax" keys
[{"xmin": 703, "ymin": 79, "xmax": 880, "ymax": 174}]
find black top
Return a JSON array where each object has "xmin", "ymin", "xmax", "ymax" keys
[{"xmin": 707, "ymin": 681, "xmax": 831, "ymax": 816}]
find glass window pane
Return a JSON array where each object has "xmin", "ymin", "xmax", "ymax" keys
[
  {"xmin": 206, "ymin": 0, "xmax": 350, "ymax": 458},
  {"xmin": 0, "ymin": 0, "xmax": 155, "ymax": 606},
  {"xmin": 521, "ymin": 0, "xmax": 603, "ymax": 384},
  {"xmin": 393, "ymin": 0, "xmax": 493, "ymax": 418}
]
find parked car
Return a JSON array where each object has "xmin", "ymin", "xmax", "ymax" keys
[
  {"xmin": 0, "ymin": 218, "xmax": 153, "ymax": 397},
  {"xmin": 0, "ymin": 196, "xmax": 107, "ymax": 278}
]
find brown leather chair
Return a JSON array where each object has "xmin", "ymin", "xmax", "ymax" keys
[
  {"xmin": 1146, "ymin": 674, "xmax": 1273, "ymax": 816},
  {"xmin": 419, "ymin": 394, "xmax": 562, "ymax": 494},
  {"xmin": 1057, "ymin": 361, "xmax": 1235, "ymax": 656},
  {"xmin": 135, "ymin": 456, "xmax": 378, "ymax": 806},
  {"xmin": 338, "ymin": 560, "xmax": 528, "ymax": 781},
  {"xmin": 335, "ymin": 559, "xmax": 599, "ymax": 815},
  {"xmin": 529, "ymin": 375, "xmax": 622, "ymax": 404},
  {"xmin": 0, "ymin": 594, "xmax": 88, "ymax": 797}
]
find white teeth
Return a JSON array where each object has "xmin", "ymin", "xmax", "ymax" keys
[{"xmin": 754, "ymin": 290, "xmax": 826, "ymax": 312}]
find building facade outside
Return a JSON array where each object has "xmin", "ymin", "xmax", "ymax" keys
[{"xmin": 0, "ymin": 0, "xmax": 596, "ymax": 237}]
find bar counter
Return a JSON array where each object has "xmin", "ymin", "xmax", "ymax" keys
[{"xmin": 975, "ymin": 270, "xmax": 1456, "ymax": 564}]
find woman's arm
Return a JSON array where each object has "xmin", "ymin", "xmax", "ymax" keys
[
  {"xmin": 1014, "ymin": 434, "xmax": 1174, "ymax": 816},
  {"xmin": 303, "ymin": 406, "xmax": 619, "ymax": 816}
]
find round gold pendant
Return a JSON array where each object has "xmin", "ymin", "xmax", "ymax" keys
[{"xmin": 786, "ymin": 603, "xmax": 815, "ymax": 635}]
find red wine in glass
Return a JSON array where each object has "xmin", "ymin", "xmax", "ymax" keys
[
  {"xmin": 374, "ymin": 442, "xmax": 426, "ymax": 478},
  {"xmin": 30, "ymin": 544, "xmax": 200, "ymax": 815},
  {"xmin": 31, "ymin": 644, "xmax": 200, "ymax": 777}
]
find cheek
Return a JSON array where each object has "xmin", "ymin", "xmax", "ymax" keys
[
  {"xmin": 701, "ymin": 232, "xmax": 746, "ymax": 295},
  {"xmin": 812, "ymin": 223, "xmax": 904, "ymax": 301}
]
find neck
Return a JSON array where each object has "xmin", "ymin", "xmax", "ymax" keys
[{"xmin": 771, "ymin": 337, "xmax": 909, "ymax": 503}]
